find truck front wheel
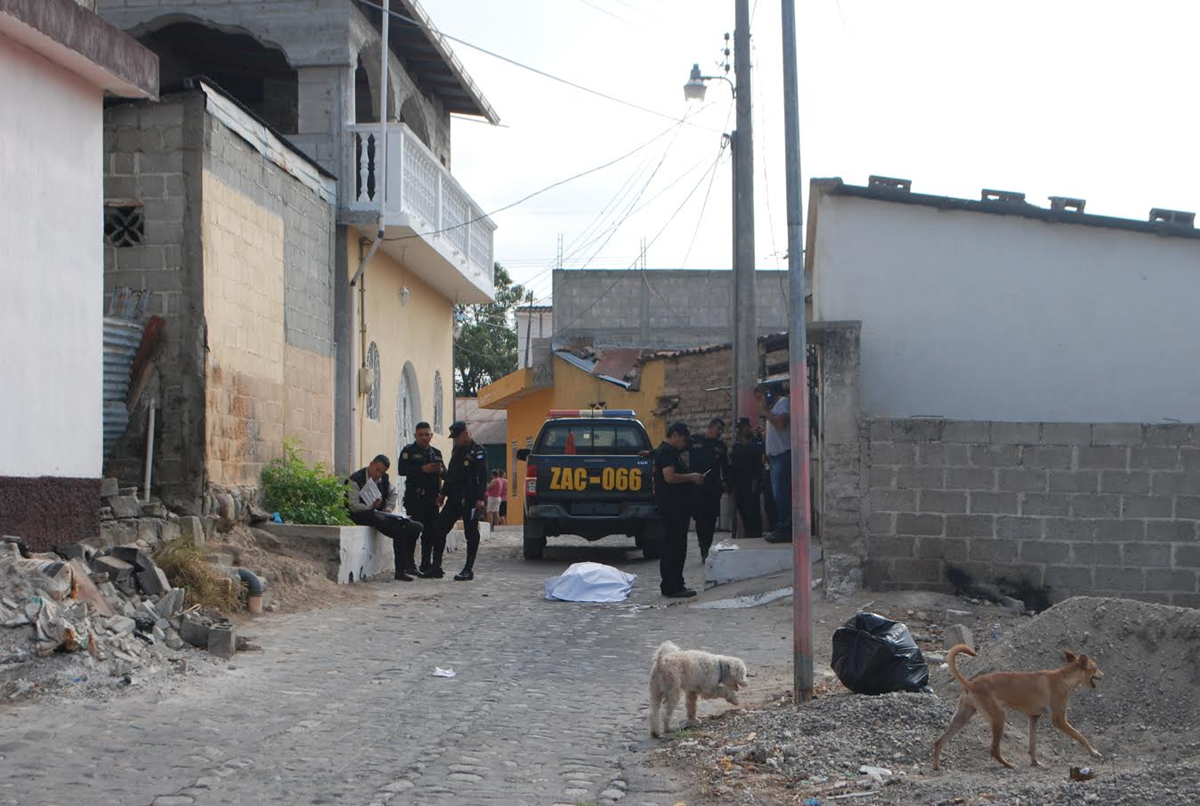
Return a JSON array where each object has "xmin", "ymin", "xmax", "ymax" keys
[{"xmin": 523, "ymin": 519, "xmax": 546, "ymax": 560}]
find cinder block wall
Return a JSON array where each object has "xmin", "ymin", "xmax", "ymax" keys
[{"xmin": 866, "ymin": 419, "xmax": 1200, "ymax": 608}]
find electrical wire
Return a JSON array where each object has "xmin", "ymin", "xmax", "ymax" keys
[
  {"xmin": 379, "ymin": 116, "xmax": 689, "ymax": 243},
  {"xmin": 549, "ymin": 142, "xmax": 728, "ymax": 340},
  {"xmin": 353, "ymin": 0, "xmax": 723, "ymax": 132}
]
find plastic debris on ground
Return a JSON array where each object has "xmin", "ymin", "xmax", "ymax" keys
[
  {"xmin": 830, "ymin": 612, "xmax": 930, "ymax": 695},
  {"xmin": 433, "ymin": 667, "xmax": 456, "ymax": 678},
  {"xmin": 0, "ymin": 536, "xmax": 239, "ymax": 699},
  {"xmin": 543, "ymin": 562, "xmax": 637, "ymax": 603},
  {"xmin": 712, "ymin": 541, "xmax": 739, "ymax": 552}
]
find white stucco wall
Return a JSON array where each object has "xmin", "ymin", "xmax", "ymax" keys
[
  {"xmin": 0, "ymin": 37, "xmax": 103, "ymax": 477},
  {"xmin": 813, "ymin": 193, "xmax": 1200, "ymax": 423},
  {"xmin": 516, "ymin": 309, "xmax": 553, "ymax": 369}
]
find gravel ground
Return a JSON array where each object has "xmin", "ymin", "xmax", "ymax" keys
[{"xmin": 655, "ymin": 596, "xmax": 1200, "ymax": 805}]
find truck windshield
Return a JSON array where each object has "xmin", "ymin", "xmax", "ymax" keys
[{"xmin": 536, "ymin": 422, "xmax": 650, "ymax": 455}]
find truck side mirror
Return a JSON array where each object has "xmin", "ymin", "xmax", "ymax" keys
[{"xmin": 516, "ymin": 449, "xmax": 530, "ymax": 461}]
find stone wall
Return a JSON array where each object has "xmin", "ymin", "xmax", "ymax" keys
[
  {"xmin": 865, "ymin": 420, "xmax": 1200, "ymax": 608},
  {"xmin": 658, "ymin": 347, "xmax": 733, "ymax": 430}
]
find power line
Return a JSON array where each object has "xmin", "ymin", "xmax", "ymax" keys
[
  {"xmin": 550, "ymin": 143, "xmax": 728, "ymax": 340},
  {"xmin": 354, "ymin": 0, "xmax": 723, "ymax": 132},
  {"xmin": 682, "ymin": 140, "xmax": 730, "ymax": 268},
  {"xmin": 380, "ymin": 116, "xmax": 689, "ymax": 244}
]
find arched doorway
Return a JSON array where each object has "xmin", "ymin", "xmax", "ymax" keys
[
  {"xmin": 395, "ymin": 362, "xmax": 422, "ymax": 499},
  {"xmin": 399, "ymin": 96, "xmax": 431, "ymax": 149},
  {"xmin": 139, "ymin": 20, "xmax": 298, "ymax": 134}
]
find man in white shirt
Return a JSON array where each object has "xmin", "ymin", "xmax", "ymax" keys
[{"xmin": 755, "ymin": 383, "xmax": 792, "ymax": 543}]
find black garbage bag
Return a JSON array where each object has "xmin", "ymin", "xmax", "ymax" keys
[{"xmin": 831, "ymin": 612, "xmax": 930, "ymax": 695}]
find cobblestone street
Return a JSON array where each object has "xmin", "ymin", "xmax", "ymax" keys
[{"xmin": 0, "ymin": 532, "xmax": 793, "ymax": 806}]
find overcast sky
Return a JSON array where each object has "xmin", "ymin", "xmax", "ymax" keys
[{"xmin": 421, "ymin": 0, "xmax": 1200, "ymax": 304}]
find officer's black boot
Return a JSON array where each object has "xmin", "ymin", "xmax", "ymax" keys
[{"xmin": 455, "ymin": 536, "xmax": 479, "ymax": 581}]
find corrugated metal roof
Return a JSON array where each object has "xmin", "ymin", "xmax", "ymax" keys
[{"xmin": 103, "ymin": 317, "xmax": 142, "ymax": 459}]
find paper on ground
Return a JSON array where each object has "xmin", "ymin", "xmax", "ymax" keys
[
  {"xmin": 544, "ymin": 562, "xmax": 637, "ymax": 603},
  {"xmin": 433, "ymin": 667, "xmax": 456, "ymax": 678}
]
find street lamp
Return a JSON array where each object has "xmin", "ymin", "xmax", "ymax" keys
[
  {"xmin": 682, "ymin": 4, "xmax": 757, "ymax": 451},
  {"xmin": 682, "ymin": 63, "xmax": 735, "ymax": 102}
]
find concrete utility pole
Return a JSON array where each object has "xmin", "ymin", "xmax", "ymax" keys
[
  {"xmin": 781, "ymin": 0, "xmax": 814, "ymax": 705},
  {"xmin": 732, "ymin": 0, "xmax": 757, "ymax": 429}
]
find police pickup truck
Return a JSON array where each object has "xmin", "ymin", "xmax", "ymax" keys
[{"xmin": 516, "ymin": 409, "xmax": 661, "ymax": 560}]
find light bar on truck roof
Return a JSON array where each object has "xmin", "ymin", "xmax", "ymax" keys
[{"xmin": 547, "ymin": 409, "xmax": 637, "ymax": 419}]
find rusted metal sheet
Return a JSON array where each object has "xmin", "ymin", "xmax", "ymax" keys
[{"xmin": 103, "ymin": 317, "xmax": 143, "ymax": 458}]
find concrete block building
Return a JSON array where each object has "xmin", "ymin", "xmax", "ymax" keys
[
  {"xmin": 0, "ymin": 0, "xmax": 158, "ymax": 549},
  {"xmin": 806, "ymin": 176, "xmax": 1200, "ymax": 606},
  {"xmin": 96, "ymin": 0, "xmax": 499, "ymax": 513},
  {"xmin": 102, "ymin": 82, "xmax": 338, "ymax": 515}
]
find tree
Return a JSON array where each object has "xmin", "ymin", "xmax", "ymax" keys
[{"xmin": 454, "ymin": 262, "xmax": 527, "ymax": 397}]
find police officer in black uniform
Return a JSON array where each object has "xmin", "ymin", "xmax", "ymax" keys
[
  {"xmin": 730, "ymin": 417, "xmax": 766, "ymax": 539},
  {"xmin": 688, "ymin": 417, "xmax": 730, "ymax": 562},
  {"xmin": 430, "ymin": 421, "xmax": 489, "ymax": 581},
  {"xmin": 654, "ymin": 422, "xmax": 705, "ymax": 598},
  {"xmin": 397, "ymin": 420, "xmax": 445, "ymax": 577}
]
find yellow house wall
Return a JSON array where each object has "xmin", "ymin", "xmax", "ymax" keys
[
  {"xmin": 498, "ymin": 357, "xmax": 669, "ymax": 525},
  {"xmin": 347, "ymin": 226, "xmax": 455, "ymax": 473},
  {"xmin": 201, "ymin": 172, "xmax": 336, "ymax": 487}
]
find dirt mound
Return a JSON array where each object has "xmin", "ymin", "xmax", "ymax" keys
[
  {"xmin": 937, "ymin": 596, "xmax": 1200, "ymax": 732},
  {"xmin": 206, "ymin": 526, "xmax": 373, "ymax": 615}
]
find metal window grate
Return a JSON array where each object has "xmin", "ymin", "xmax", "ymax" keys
[{"xmin": 104, "ymin": 205, "xmax": 144, "ymax": 247}]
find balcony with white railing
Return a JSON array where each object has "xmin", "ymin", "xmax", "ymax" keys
[{"xmin": 346, "ymin": 122, "xmax": 496, "ymax": 303}]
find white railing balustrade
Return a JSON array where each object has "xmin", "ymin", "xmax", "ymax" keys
[{"xmin": 347, "ymin": 122, "xmax": 495, "ymax": 287}]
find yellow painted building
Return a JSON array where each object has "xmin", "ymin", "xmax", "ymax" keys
[
  {"xmin": 478, "ymin": 355, "xmax": 671, "ymax": 525},
  {"xmin": 347, "ymin": 226, "xmax": 456, "ymax": 473}
]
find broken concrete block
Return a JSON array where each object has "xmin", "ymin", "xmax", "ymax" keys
[
  {"xmin": 179, "ymin": 516, "xmax": 204, "ymax": 547},
  {"xmin": 118, "ymin": 486, "xmax": 138, "ymax": 497},
  {"xmin": 944, "ymin": 624, "xmax": 974, "ymax": 651},
  {"xmin": 136, "ymin": 565, "xmax": 170, "ymax": 597},
  {"xmin": 135, "ymin": 519, "xmax": 161, "ymax": 546},
  {"xmin": 107, "ymin": 496, "xmax": 142, "ymax": 519},
  {"xmin": 107, "ymin": 616, "xmax": 136, "ymax": 636},
  {"xmin": 165, "ymin": 628, "xmax": 184, "ymax": 651},
  {"xmin": 140, "ymin": 501, "xmax": 166, "ymax": 519},
  {"xmin": 159, "ymin": 519, "xmax": 180, "ymax": 544},
  {"xmin": 93, "ymin": 556, "xmax": 135, "ymax": 584},
  {"xmin": 207, "ymin": 624, "xmax": 236, "ymax": 659},
  {"xmin": 180, "ymin": 615, "xmax": 210, "ymax": 648},
  {"xmin": 56, "ymin": 543, "xmax": 93, "ymax": 562},
  {"xmin": 100, "ymin": 477, "xmax": 120, "ymax": 498},
  {"xmin": 99, "ymin": 520, "xmax": 139, "ymax": 548},
  {"xmin": 945, "ymin": 609, "xmax": 973, "ymax": 623},
  {"xmin": 156, "ymin": 588, "xmax": 185, "ymax": 619},
  {"xmin": 999, "ymin": 596, "xmax": 1025, "ymax": 614}
]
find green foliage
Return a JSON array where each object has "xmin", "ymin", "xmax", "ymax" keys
[
  {"xmin": 261, "ymin": 439, "xmax": 352, "ymax": 526},
  {"xmin": 455, "ymin": 262, "xmax": 527, "ymax": 397}
]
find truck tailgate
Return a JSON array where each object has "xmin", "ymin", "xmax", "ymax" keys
[{"xmin": 533, "ymin": 455, "xmax": 653, "ymax": 507}]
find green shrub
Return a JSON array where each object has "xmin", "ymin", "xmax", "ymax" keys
[{"xmin": 262, "ymin": 439, "xmax": 352, "ymax": 526}]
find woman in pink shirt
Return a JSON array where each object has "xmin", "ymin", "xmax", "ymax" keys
[{"xmin": 486, "ymin": 470, "xmax": 504, "ymax": 531}]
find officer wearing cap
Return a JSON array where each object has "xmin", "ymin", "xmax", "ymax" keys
[
  {"xmin": 397, "ymin": 421, "xmax": 445, "ymax": 577},
  {"xmin": 730, "ymin": 416, "xmax": 766, "ymax": 539},
  {"xmin": 654, "ymin": 422, "xmax": 705, "ymax": 598},
  {"xmin": 429, "ymin": 420, "xmax": 489, "ymax": 581},
  {"xmin": 688, "ymin": 417, "xmax": 730, "ymax": 562}
]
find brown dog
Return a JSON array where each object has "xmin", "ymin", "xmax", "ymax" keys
[{"xmin": 932, "ymin": 644, "xmax": 1104, "ymax": 770}]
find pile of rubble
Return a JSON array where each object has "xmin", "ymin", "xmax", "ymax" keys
[
  {"xmin": 657, "ymin": 596, "xmax": 1200, "ymax": 806},
  {"xmin": 0, "ymin": 535, "xmax": 248, "ymax": 700}
]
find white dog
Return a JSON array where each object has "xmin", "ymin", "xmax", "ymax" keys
[{"xmin": 648, "ymin": 641, "xmax": 748, "ymax": 737}]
